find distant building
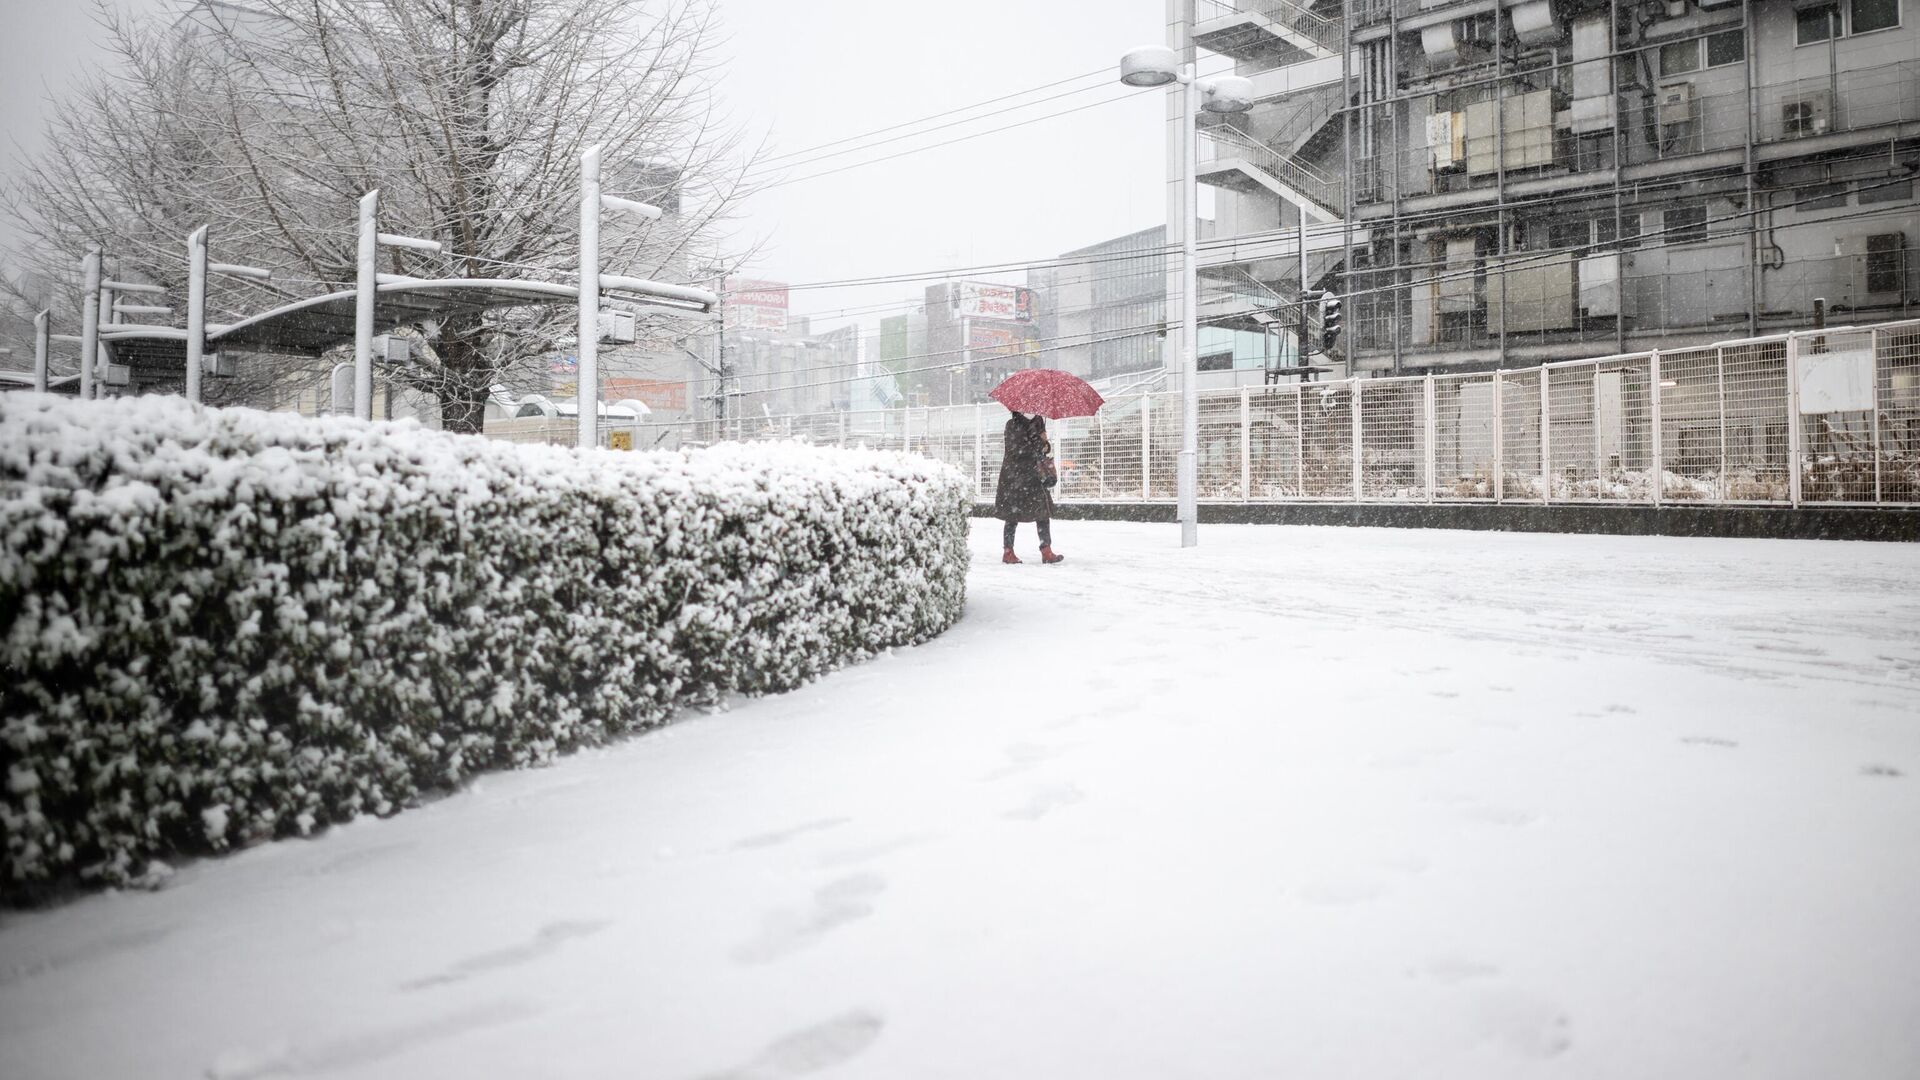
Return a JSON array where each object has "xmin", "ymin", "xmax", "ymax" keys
[
  {"xmin": 1182, "ymin": 0, "xmax": 1918, "ymax": 373},
  {"xmin": 920, "ymin": 281, "xmax": 1040, "ymax": 406}
]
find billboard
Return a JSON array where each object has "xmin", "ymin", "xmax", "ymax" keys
[
  {"xmin": 967, "ymin": 323, "xmax": 1029, "ymax": 356},
  {"xmin": 954, "ymin": 282, "xmax": 1034, "ymax": 323},
  {"xmin": 726, "ymin": 278, "xmax": 789, "ymax": 332},
  {"xmin": 605, "ymin": 377, "xmax": 688, "ymax": 412}
]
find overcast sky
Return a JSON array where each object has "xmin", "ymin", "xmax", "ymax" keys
[{"xmin": 0, "ymin": 0, "xmax": 1175, "ymax": 333}]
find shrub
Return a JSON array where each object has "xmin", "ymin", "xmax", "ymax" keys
[{"xmin": 0, "ymin": 394, "xmax": 969, "ymax": 899}]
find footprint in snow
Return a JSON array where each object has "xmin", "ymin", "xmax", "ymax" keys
[
  {"xmin": 1458, "ymin": 804, "xmax": 1538, "ymax": 827},
  {"xmin": 1471, "ymin": 988, "xmax": 1572, "ymax": 1059},
  {"xmin": 402, "ymin": 920, "xmax": 609, "ymax": 991},
  {"xmin": 815, "ymin": 833, "xmax": 935, "ymax": 869},
  {"xmin": 1861, "ymin": 763, "xmax": 1904, "ymax": 778},
  {"xmin": 207, "ymin": 999, "xmax": 536, "ymax": 1080},
  {"xmin": 1680, "ymin": 736, "xmax": 1738, "ymax": 749},
  {"xmin": 1298, "ymin": 875, "xmax": 1386, "ymax": 907},
  {"xmin": 1004, "ymin": 783, "xmax": 1085, "ymax": 821},
  {"xmin": 1410, "ymin": 956, "xmax": 1500, "ymax": 984},
  {"xmin": 697, "ymin": 1010, "xmax": 885, "ymax": 1080},
  {"xmin": 733, "ymin": 817, "xmax": 852, "ymax": 851},
  {"xmin": 981, "ymin": 741, "xmax": 1070, "ymax": 781},
  {"xmin": 731, "ymin": 874, "xmax": 886, "ymax": 965},
  {"xmin": 314, "ymin": 841, "xmax": 417, "ymax": 876}
]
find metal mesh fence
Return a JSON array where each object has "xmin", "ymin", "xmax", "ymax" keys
[
  {"xmin": 1432, "ymin": 373, "xmax": 1497, "ymax": 500},
  {"xmin": 586, "ymin": 318, "xmax": 1920, "ymax": 510},
  {"xmin": 1248, "ymin": 386, "xmax": 1305, "ymax": 499},
  {"xmin": 1881, "ymin": 326, "xmax": 1920, "ymax": 505},
  {"xmin": 1358, "ymin": 378, "xmax": 1425, "ymax": 500},
  {"xmin": 1500, "ymin": 370, "xmax": 1543, "ymax": 501},
  {"xmin": 1797, "ymin": 328, "xmax": 1881, "ymax": 504}
]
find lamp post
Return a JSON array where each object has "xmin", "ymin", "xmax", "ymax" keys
[
  {"xmin": 32, "ymin": 312, "xmax": 49, "ymax": 392},
  {"xmin": 575, "ymin": 143, "xmax": 673, "ymax": 449},
  {"xmin": 185, "ymin": 226, "xmax": 272, "ymax": 404},
  {"xmin": 1118, "ymin": 44, "xmax": 1252, "ymax": 548},
  {"xmin": 354, "ymin": 191, "xmax": 444, "ymax": 419}
]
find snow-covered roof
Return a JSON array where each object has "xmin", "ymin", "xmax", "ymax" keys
[
  {"xmin": 0, "ymin": 371, "xmax": 81, "ymax": 394},
  {"xmin": 199, "ymin": 278, "xmax": 713, "ymax": 357}
]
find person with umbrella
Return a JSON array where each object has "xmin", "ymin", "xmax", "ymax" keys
[
  {"xmin": 994, "ymin": 410, "xmax": 1062, "ymax": 564},
  {"xmin": 989, "ymin": 368, "xmax": 1105, "ymax": 565}
]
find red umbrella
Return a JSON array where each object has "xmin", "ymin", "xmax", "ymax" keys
[{"xmin": 989, "ymin": 368, "xmax": 1105, "ymax": 420}]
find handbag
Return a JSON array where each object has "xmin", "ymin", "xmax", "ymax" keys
[{"xmin": 1041, "ymin": 442, "xmax": 1058, "ymax": 488}]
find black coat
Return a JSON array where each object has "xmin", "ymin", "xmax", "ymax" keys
[{"xmin": 994, "ymin": 413, "xmax": 1054, "ymax": 522}]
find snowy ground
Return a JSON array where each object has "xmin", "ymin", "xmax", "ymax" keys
[{"xmin": 4, "ymin": 520, "xmax": 1919, "ymax": 1080}]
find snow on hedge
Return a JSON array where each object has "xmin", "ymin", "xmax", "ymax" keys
[{"xmin": 0, "ymin": 393, "xmax": 969, "ymax": 898}]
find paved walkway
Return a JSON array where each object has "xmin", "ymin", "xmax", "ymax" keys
[{"xmin": 4, "ymin": 522, "xmax": 1918, "ymax": 1079}]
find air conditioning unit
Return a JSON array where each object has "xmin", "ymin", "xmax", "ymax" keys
[
  {"xmin": 1782, "ymin": 94, "xmax": 1832, "ymax": 138},
  {"xmin": 1657, "ymin": 82, "xmax": 1696, "ymax": 128},
  {"xmin": 597, "ymin": 309, "xmax": 637, "ymax": 344},
  {"xmin": 1838, "ymin": 232, "xmax": 1909, "ymax": 302},
  {"xmin": 1663, "ymin": 0, "xmax": 1688, "ymax": 16},
  {"xmin": 369, "ymin": 334, "xmax": 411, "ymax": 364}
]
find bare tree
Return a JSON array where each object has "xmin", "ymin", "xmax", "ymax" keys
[{"xmin": 3, "ymin": 0, "xmax": 759, "ymax": 430}]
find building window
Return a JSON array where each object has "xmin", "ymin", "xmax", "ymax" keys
[
  {"xmin": 1666, "ymin": 205, "xmax": 1708, "ymax": 244},
  {"xmin": 1866, "ymin": 234, "xmax": 1905, "ymax": 293},
  {"xmin": 1860, "ymin": 179, "xmax": 1915, "ymax": 205},
  {"xmin": 1705, "ymin": 29, "xmax": 1745, "ymax": 66},
  {"xmin": 1548, "ymin": 219, "xmax": 1591, "ymax": 252},
  {"xmin": 1795, "ymin": 182, "xmax": 1849, "ymax": 210},
  {"xmin": 1658, "ymin": 39, "xmax": 1701, "ymax": 76},
  {"xmin": 1796, "ymin": 4, "xmax": 1839, "ymax": 43},
  {"xmin": 1851, "ymin": 0, "xmax": 1901, "ymax": 33}
]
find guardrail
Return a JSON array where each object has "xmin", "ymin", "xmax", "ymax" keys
[
  {"xmin": 1197, "ymin": 0, "xmax": 1345, "ymax": 54},
  {"xmin": 1197, "ymin": 125, "xmax": 1346, "ymax": 218},
  {"xmin": 600, "ymin": 318, "xmax": 1920, "ymax": 509}
]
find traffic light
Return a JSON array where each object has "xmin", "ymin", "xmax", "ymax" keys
[
  {"xmin": 1319, "ymin": 294, "xmax": 1343, "ymax": 353},
  {"xmin": 1297, "ymin": 289, "xmax": 1324, "ymax": 364}
]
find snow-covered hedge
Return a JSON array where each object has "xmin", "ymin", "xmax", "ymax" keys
[{"xmin": 0, "ymin": 394, "xmax": 969, "ymax": 898}]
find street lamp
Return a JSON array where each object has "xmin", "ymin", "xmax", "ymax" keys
[
  {"xmin": 578, "ymin": 143, "xmax": 685, "ymax": 449},
  {"xmin": 1118, "ymin": 45, "xmax": 1252, "ymax": 548},
  {"xmin": 186, "ymin": 226, "xmax": 272, "ymax": 404},
  {"xmin": 355, "ymin": 191, "xmax": 444, "ymax": 419}
]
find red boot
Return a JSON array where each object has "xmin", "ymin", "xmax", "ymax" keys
[
  {"xmin": 1040, "ymin": 545, "xmax": 1065, "ymax": 564},
  {"xmin": 1003, "ymin": 548, "xmax": 1022, "ymax": 564}
]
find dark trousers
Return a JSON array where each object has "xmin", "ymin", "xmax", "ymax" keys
[{"xmin": 1003, "ymin": 518, "xmax": 1052, "ymax": 548}]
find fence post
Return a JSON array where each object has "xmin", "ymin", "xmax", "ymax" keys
[
  {"xmin": 1141, "ymin": 394, "xmax": 1152, "ymax": 500},
  {"xmin": 974, "ymin": 403, "xmax": 985, "ymax": 500},
  {"xmin": 1493, "ymin": 371, "xmax": 1505, "ymax": 502},
  {"xmin": 1540, "ymin": 365, "xmax": 1552, "ymax": 506},
  {"xmin": 1871, "ymin": 329, "xmax": 1883, "ymax": 504},
  {"xmin": 1295, "ymin": 388, "xmax": 1305, "ymax": 497},
  {"xmin": 1592, "ymin": 364, "xmax": 1603, "ymax": 500},
  {"xmin": 1786, "ymin": 333, "xmax": 1803, "ymax": 507},
  {"xmin": 1649, "ymin": 349, "xmax": 1663, "ymax": 508},
  {"xmin": 1098, "ymin": 409, "xmax": 1108, "ymax": 500},
  {"xmin": 902, "ymin": 405, "xmax": 912, "ymax": 455},
  {"xmin": 1424, "ymin": 375, "xmax": 1436, "ymax": 504},
  {"xmin": 1240, "ymin": 386, "xmax": 1252, "ymax": 501},
  {"xmin": 1350, "ymin": 377, "xmax": 1363, "ymax": 501},
  {"xmin": 1715, "ymin": 348, "xmax": 1728, "ymax": 502}
]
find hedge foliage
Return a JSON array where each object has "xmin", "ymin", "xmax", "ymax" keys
[{"xmin": 0, "ymin": 394, "xmax": 969, "ymax": 898}]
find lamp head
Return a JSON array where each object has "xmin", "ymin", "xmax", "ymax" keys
[
  {"xmin": 1119, "ymin": 46, "xmax": 1181, "ymax": 87},
  {"xmin": 1199, "ymin": 75, "xmax": 1255, "ymax": 114}
]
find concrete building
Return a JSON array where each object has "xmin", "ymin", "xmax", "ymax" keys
[
  {"xmin": 1180, "ymin": 0, "xmax": 1918, "ymax": 375},
  {"xmin": 1047, "ymin": 227, "xmax": 1172, "ymax": 384},
  {"xmin": 919, "ymin": 281, "xmax": 1041, "ymax": 406}
]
